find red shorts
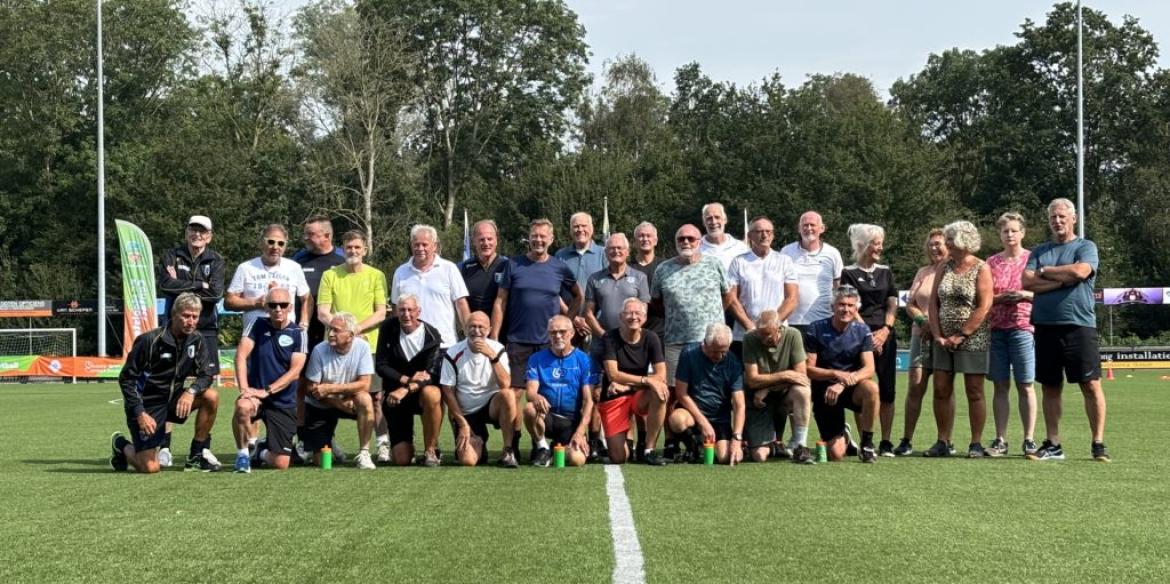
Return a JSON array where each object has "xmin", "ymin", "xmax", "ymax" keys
[{"xmin": 598, "ymin": 390, "xmax": 650, "ymax": 436}]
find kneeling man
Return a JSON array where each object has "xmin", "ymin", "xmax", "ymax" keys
[
  {"xmin": 301, "ymin": 312, "xmax": 377, "ymax": 469},
  {"xmin": 440, "ymin": 311, "xmax": 519, "ymax": 467},
  {"xmin": 600, "ymin": 298, "xmax": 669, "ymax": 465},
  {"xmin": 743, "ymin": 310, "xmax": 814, "ymax": 463},
  {"xmin": 667, "ymin": 323, "xmax": 745, "ymax": 465},
  {"xmin": 524, "ymin": 315, "xmax": 594, "ymax": 467}
]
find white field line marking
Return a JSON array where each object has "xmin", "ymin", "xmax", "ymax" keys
[
  {"xmin": 605, "ymin": 465, "xmax": 646, "ymax": 584},
  {"xmin": 107, "ymin": 398, "xmax": 123, "ymax": 405}
]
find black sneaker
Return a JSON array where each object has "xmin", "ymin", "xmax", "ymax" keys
[
  {"xmin": 184, "ymin": 449, "xmax": 223, "ymax": 472},
  {"xmin": 967, "ymin": 442, "xmax": 986, "ymax": 458},
  {"xmin": 587, "ymin": 439, "xmax": 602, "ymax": 463},
  {"xmin": 109, "ymin": 432, "xmax": 129, "ymax": 471},
  {"xmin": 986, "ymin": 438, "xmax": 1008, "ymax": 457},
  {"xmin": 532, "ymin": 447, "xmax": 552, "ymax": 467},
  {"xmin": 769, "ymin": 442, "xmax": 791, "ymax": 460},
  {"xmin": 878, "ymin": 440, "xmax": 895, "ymax": 458},
  {"xmin": 893, "ymin": 438, "xmax": 914, "ymax": 457},
  {"xmin": 1091, "ymin": 441, "xmax": 1111, "ymax": 463},
  {"xmin": 642, "ymin": 450, "xmax": 668, "ymax": 466},
  {"xmin": 923, "ymin": 440, "xmax": 951, "ymax": 458},
  {"xmin": 791, "ymin": 445, "xmax": 815, "ymax": 465},
  {"xmin": 497, "ymin": 448, "xmax": 519, "ymax": 469},
  {"xmin": 859, "ymin": 444, "xmax": 877, "ymax": 463},
  {"xmin": 663, "ymin": 442, "xmax": 680, "ymax": 462},
  {"xmin": 843, "ymin": 424, "xmax": 859, "ymax": 456},
  {"xmin": 1029, "ymin": 441, "xmax": 1065, "ymax": 461},
  {"xmin": 1022, "ymin": 439, "xmax": 1039, "ymax": 457}
]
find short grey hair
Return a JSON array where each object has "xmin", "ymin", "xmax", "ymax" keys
[
  {"xmin": 261, "ymin": 223, "xmax": 288, "ymax": 241},
  {"xmin": 833, "ymin": 284, "xmax": 861, "ymax": 304},
  {"xmin": 330, "ymin": 312, "xmax": 360, "ymax": 334},
  {"xmin": 172, "ymin": 292, "xmax": 202, "ymax": 316},
  {"xmin": 943, "ymin": 220, "xmax": 981, "ymax": 253},
  {"xmin": 633, "ymin": 222, "xmax": 657, "ymax": 236},
  {"xmin": 472, "ymin": 219, "xmax": 498, "ymax": 234},
  {"xmin": 703, "ymin": 323, "xmax": 732, "ymax": 346},
  {"xmin": 396, "ymin": 293, "xmax": 419, "ymax": 308},
  {"xmin": 606, "ymin": 232, "xmax": 629, "ymax": 248},
  {"xmin": 755, "ymin": 310, "xmax": 780, "ymax": 330},
  {"xmin": 410, "ymin": 224, "xmax": 439, "ymax": 244},
  {"xmin": 1048, "ymin": 198, "xmax": 1076, "ymax": 216},
  {"xmin": 569, "ymin": 212, "xmax": 594, "ymax": 227},
  {"xmin": 622, "ymin": 297, "xmax": 647, "ymax": 314},
  {"xmin": 847, "ymin": 223, "xmax": 885, "ymax": 263},
  {"xmin": 264, "ymin": 287, "xmax": 292, "ymax": 304},
  {"xmin": 701, "ymin": 202, "xmax": 726, "ymax": 218}
]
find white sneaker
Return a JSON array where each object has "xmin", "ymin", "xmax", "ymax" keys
[
  {"xmin": 158, "ymin": 447, "xmax": 173, "ymax": 468},
  {"xmin": 201, "ymin": 448, "xmax": 223, "ymax": 469},
  {"xmin": 355, "ymin": 450, "xmax": 376, "ymax": 470},
  {"xmin": 376, "ymin": 441, "xmax": 391, "ymax": 463}
]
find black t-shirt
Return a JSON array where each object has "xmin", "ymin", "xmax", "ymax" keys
[
  {"xmin": 629, "ymin": 257, "xmax": 665, "ymax": 338},
  {"xmin": 460, "ymin": 255, "xmax": 508, "ymax": 315},
  {"xmin": 601, "ymin": 328, "xmax": 664, "ymax": 401},
  {"xmin": 292, "ymin": 248, "xmax": 346, "ymax": 347},
  {"xmin": 839, "ymin": 265, "xmax": 897, "ymax": 328}
]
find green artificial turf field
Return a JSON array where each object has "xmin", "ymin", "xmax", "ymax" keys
[{"xmin": 1, "ymin": 372, "xmax": 1167, "ymax": 583}]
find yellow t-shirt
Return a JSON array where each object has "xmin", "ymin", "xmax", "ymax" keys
[{"xmin": 318, "ymin": 265, "xmax": 388, "ymax": 353}]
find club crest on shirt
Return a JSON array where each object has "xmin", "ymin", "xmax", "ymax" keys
[
  {"xmin": 493, "ymin": 273, "xmax": 503, "ymax": 284},
  {"xmin": 187, "ymin": 345, "xmax": 196, "ymax": 359},
  {"xmin": 552, "ymin": 367, "xmax": 563, "ymax": 379},
  {"xmin": 278, "ymin": 335, "xmax": 294, "ymax": 347},
  {"xmin": 203, "ymin": 264, "xmax": 211, "ymax": 277}
]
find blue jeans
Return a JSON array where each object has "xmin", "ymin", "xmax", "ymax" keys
[{"xmin": 988, "ymin": 329, "xmax": 1035, "ymax": 384}]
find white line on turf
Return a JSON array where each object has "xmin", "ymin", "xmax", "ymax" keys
[
  {"xmin": 107, "ymin": 398, "xmax": 122, "ymax": 405},
  {"xmin": 605, "ymin": 465, "xmax": 646, "ymax": 584}
]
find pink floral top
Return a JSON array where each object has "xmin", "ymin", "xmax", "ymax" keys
[{"xmin": 987, "ymin": 251, "xmax": 1033, "ymax": 332}]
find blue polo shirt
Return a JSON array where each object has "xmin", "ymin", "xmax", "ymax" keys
[
  {"xmin": 1026, "ymin": 238, "xmax": 1099, "ymax": 328},
  {"xmin": 500, "ymin": 255, "xmax": 578, "ymax": 344},
  {"xmin": 803, "ymin": 317, "xmax": 874, "ymax": 373},
  {"xmin": 555, "ymin": 242, "xmax": 606, "ymax": 289},
  {"xmin": 526, "ymin": 348, "xmax": 595, "ymax": 417},
  {"xmin": 243, "ymin": 318, "xmax": 307, "ymax": 409}
]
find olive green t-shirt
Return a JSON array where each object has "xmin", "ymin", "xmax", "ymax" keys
[{"xmin": 742, "ymin": 327, "xmax": 806, "ymax": 373}]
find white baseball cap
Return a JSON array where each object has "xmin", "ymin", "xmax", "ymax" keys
[{"xmin": 187, "ymin": 215, "xmax": 213, "ymax": 231}]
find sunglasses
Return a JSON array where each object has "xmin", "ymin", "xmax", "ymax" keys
[
  {"xmin": 835, "ymin": 284, "xmax": 859, "ymax": 295},
  {"xmin": 267, "ymin": 239, "xmax": 286, "ymax": 247},
  {"xmin": 676, "ymin": 236, "xmax": 698, "ymax": 242},
  {"xmin": 266, "ymin": 302, "xmax": 290, "ymax": 309}
]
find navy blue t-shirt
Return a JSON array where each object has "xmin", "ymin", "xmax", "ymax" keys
[
  {"xmin": 803, "ymin": 317, "xmax": 874, "ymax": 373},
  {"xmin": 675, "ymin": 345, "xmax": 743, "ymax": 424},
  {"xmin": 244, "ymin": 318, "xmax": 307, "ymax": 409},
  {"xmin": 526, "ymin": 348, "xmax": 595, "ymax": 417},
  {"xmin": 500, "ymin": 255, "xmax": 578, "ymax": 344}
]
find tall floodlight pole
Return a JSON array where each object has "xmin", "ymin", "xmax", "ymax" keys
[
  {"xmin": 96, "ymin": 0, "xmax": 107, "ymax": 356},
  {"xmin": 1077, "ymin": 0, "xmax": 1085, "ymax": 238}
]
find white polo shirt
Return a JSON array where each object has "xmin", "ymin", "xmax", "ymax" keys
[
  {"xmin": 227, "ymin": 257, "xmax": 311, "ymax": 330},
  {"xmin": 779, "ymin": 240, "xmax": 844, "ymax": 326},
  {"xmin": 391, "ymin": 257, "xmax": 469, "ymax": 347},
  {"xmin": 439, "ymin": 338, "xmax": 510, "ymax": 414},
  {"xmin": 727, "ymin": 248, "xmax": 798, "ymax": 340},
  {"xmin": 699, "ymin": 234, "xmax": 750, "ymax": 270}
]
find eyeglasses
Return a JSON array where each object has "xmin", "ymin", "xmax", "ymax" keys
[
  {"xmin": 676, "ymin": 236, "xmax": 698, "ymax": 243},
  {"xmin": 548, "ymin": 329, "xmax": 573, "ymax": 337},
  {"xmin": 266, "ymin": 302, "xmax": 290, "ymax": 309}
]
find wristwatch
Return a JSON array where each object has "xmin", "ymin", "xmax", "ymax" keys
[
  {"xmin": 732, "ymin": 432, "xmax": 744, "ymax": 441},
  {"xmin": 1038, "ymin": 266, "xmax": 1047, "ymax": 279}
]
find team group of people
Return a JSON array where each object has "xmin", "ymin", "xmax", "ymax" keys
[{"xmin": 108, "ymin": 196, "xmax": 1111, "ymax": 474}]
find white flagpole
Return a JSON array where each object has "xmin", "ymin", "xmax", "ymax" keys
[
  {"xmin": 1077, "ymin": 0, "xmax": 1085, "ymax": 238},
  {"xmin": 743, "ymin": 208, "xmax": 748, "ymax": 240},
  {"xmin": 97, "ymin": 0, "xmax": 107, "ymax": 356},
  {"xmin": 603, "ymin": 196, "xmax": 610, "ymax": 239}
]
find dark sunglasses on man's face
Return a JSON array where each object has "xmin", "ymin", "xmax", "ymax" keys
[
  {"xmin": 266, "ymin": 302, "xmax": 290, "ymax": 309},
  {"xmin": 267, "ymin": 239, "xmax": 286, "ymax": 247},
  {"xmin": 676, "ymin": 236, "xmax": 698, "ymax": 243}
]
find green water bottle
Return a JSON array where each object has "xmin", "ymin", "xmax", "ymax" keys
[
  {"xmin": 703, "ymin": 441, "xmax": 715, "ymax": 465},
  {"xmin": 553, "ymin": 444, "xmax": 566, "ymax": 468},
  {"xmin": 320, "ymin": 445, "xmax": 333, "ymax": 470},
  {"xmin": 815, "ymin": 441, "xmax": 827, "ymax": 463}
]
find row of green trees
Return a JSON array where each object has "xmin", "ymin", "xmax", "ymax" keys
[{"xmin": 1, "ymin": 1, "xmax": 1166, "ymax": 353}]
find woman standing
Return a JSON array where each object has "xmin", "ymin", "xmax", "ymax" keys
[
  {"xmin": 894, "ymin": 228, "xmax": 953, "ymax": 456},
  {"xmin": 985, "ymin": 213, "xmax": 1037, "ymax": 457},
  {"xmin": 841, "ymin": 224, "xmax": 899, "ymax": 456},
  {"xmin": 927, "ymin": 221, "xmax": 994, "ymax": 458}
]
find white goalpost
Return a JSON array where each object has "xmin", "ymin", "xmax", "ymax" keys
[{"xmin": 0, "ymin": 328, "xmax": 78, "ymax": 383}]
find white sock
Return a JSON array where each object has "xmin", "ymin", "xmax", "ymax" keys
[
  {"xmin": 537, "ymin": 439, "xmax": 549, "ymax": 450},
  {"xmin": 792, "ymin": 426, "xmax": 809, "ymax": 448},
  {"xmin": 237, "ymin": 448, "xmax": 249, "ymax": 457},
  {"xmin": 377, "ymin": 434, "xmax": 389, "ymax": 445},
  {"xmin": 247, "ymin": 437, "xmax": 258, "ymax": 447}
]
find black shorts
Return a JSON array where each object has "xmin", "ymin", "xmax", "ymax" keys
[
  {"xmin": 1035, "ymin": 324, "xmax": 1100, "ymax": 386},
  {"xmin": 251, "ymin": 403, "xmax": 298, "ymax": 456},
  {"xmin": 869, "ymin": 324, "xmax": 897, "ymax": 404},
  {"xmin": 383, "ymin": 390, "xmax": 427, "ymax": 446},
  {"xmin": 544, "ymin": 411, "xmax": 581, "ymax": 446},
  {"xmin": 300, "ymin": 402, "xmax": 356, "ymax": 452},
  {"xmin": 811, "ymin": 382, "xmax": 862, "ymax": 442},
  {"xmin": 452, "ymin": 404, "xmax": 503, "ymax": 446},
  {"xmin": 200, "ymin": 330, "xmax": 221, "ymax": 376},
  {"xmin": 506, "ymin": 342, "xmax": 547, "ymax": 388},
  {"xmin": 127, "ymin": 393, "xmax": 191, "ymax": 451}
]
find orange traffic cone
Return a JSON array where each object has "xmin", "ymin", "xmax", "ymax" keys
[{"xmin": 1106, "ymin": 363, "xmax": 1115, "ymax": 381}]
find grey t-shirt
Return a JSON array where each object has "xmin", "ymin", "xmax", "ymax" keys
[
  {"xmin": 1026, "ymin": 238, "xmax": 1099, "ymax": 328},
  {"xmin": 304, "ymin": 338, "xmax": 374, "ymax": 407},
  {"xmin": 586, "ymin": 267, "xmax": 651, "ymax": 332}
]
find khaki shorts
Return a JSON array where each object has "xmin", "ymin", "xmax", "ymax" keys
[{"xmin": 932, "ymin": 349, "xmax": 989, "ymax": 374}]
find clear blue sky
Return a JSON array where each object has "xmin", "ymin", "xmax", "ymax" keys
[{"xmin": 269, "ymin": 1, "xmax": 1170, "ymax": 96}]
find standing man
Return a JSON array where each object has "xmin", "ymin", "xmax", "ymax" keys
[
  {"xmin": 317, "ymin": 231, "xmax": 389, "ymax": 460},
  {"xmin": 375, "ymin": 295, "xmax": 445, "ymax": 467},
  {"xmin": 391, "ymin": 224, "xmax": 471, "ymax": 349},
  {"xmin": 629, "ymin": 221, "xmax": 666, "ymax": 339},
  {"xmin": 523, "ymin": 316, "xmax": 595, "ymax": 467},
  {"xmin": 155, "ymin": 214, "xmax": 225, "ymax": 467},
  {"xmin": 698, "ymin": 202, "xmax": 749, "ymax": 269},
  {"xmin": 292, "ymin": 216, "xmax": 345, "ymax": 348},
  {"xmin": 780, "ymin": 211, "xmax": 845, "ymax": 334},
  {"xmin": 742, "ymin": 311, "xmax": 813, "ymax": 463},
  {"xmin": 301, "ymin": 313, "xmax": 378, "ymax": 470},
  {"xmin": 460, "ymin": 219, "xmax": 509, "ymax": 338},
  {"xmin": 667, "ymin": 323, "xmax": 746, "ymax": 465},
  {"xmin": 225, "ymin": 224, "xmax": 313, "ymax": 331},
  {"xmin": 109, "ymin": 293, "xmax": 221, "ymax": 473},
  {"xmin": 439, "ymin": 311, "xmax": 519, "ymax": 468},
  {"xmin": 555, "ymin": 212, "xmax": 606, "ymax": 341},
  {"xmin": 804, "ymin": 285, "xmax": 880, "ymax": 463},
  {"xmin": 1022, "ymin": 198, "xmax": 1110, "ymax": 462},
  {"xmin": 728, "ymin": 216, "xmax": 799, "ymax": 350},
  {"xmin": 231, "ymin": 288, "xmax": 307, "ymax": 473}
]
